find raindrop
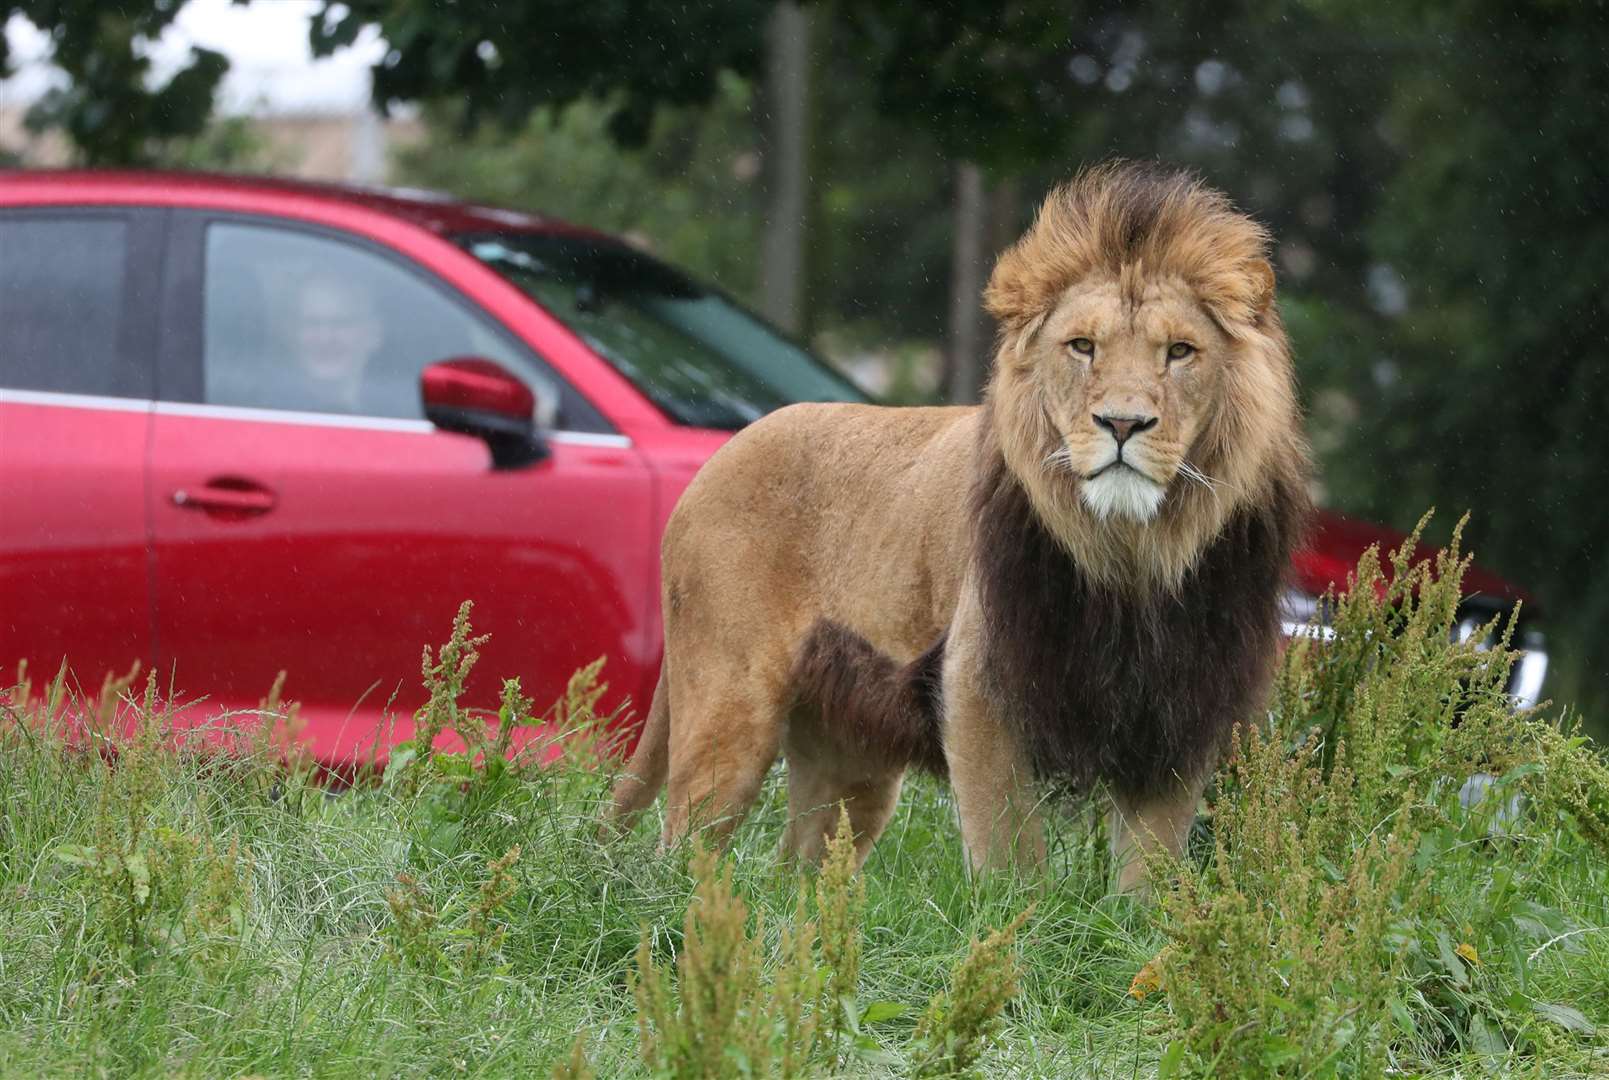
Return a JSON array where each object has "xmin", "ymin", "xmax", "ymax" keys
[
  {"xmin": 1279, "ymin": 115, "xmax": 1314, "ymax": 141},
  {"xmin": 1367, "ymin": 264, "xmax": 1409, "ymax": 316},
  {"xmin": 1068, "ymin": 55, "xmax": 1101, "ymax": 85},
  {"xmin": 1195, "ymin": 59, "xmax": 1227, "ymax": 96}
]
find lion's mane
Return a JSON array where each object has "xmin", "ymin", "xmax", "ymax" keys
[{"xmin": 972, "ymin": 162, "xmax": 1313, "ymax": 795}]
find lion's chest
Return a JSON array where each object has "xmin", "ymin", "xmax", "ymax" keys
[{"xmin": 975, "ymin": 501, "xmax": 1290, "ymax": 798}]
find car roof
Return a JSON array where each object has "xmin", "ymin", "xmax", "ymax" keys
[{"xmin": 0, "ymin": 168, "xmax": 616, "ymax": 241}]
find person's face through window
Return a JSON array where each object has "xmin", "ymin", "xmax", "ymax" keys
[{"xmin": 291, "ymin": 277, "xmax": 382, "ymax": 397}]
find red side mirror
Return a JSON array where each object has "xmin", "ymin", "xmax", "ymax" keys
[
  {"xmin": 421, "ymin": 357, "xmax": 536, "ymax": 423},
  {"xmin": 420, "ymin": 357, "xmax": 547, "ymax": 469}
]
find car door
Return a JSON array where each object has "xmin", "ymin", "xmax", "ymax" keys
[
  {"xmin": 0, "ymin": 207, "xmax": 163, "ymax": 700},
  {"xmin": 147, "ymin": 212, "xmax": 657, "ymax": 765}
]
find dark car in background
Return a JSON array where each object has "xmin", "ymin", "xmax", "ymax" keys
[{"xmin": 0, "ymin": 171, "xmax": 1547, "ymax": 764}]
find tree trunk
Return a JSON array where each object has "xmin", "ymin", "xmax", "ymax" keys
[
  {"xmin": 945, "ymin": 166, "xmax": 1023, "ymax": 403},
  {"xmin": 987, "ymin": 174, "xmax": 1021, "ymax": 271},
  {"xmin": 945, "ymin": 161, "xmax": 989, "ymax": 404},
  {"xmin": 760, "ymin": 2, "xmax": 812, "ymax": 336}
]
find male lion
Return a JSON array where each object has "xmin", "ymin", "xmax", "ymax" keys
[{"xmin": 608, "ymin": 162, "xmax": 1312, "ymax": 890}]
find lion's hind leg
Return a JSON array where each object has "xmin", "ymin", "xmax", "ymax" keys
[
  {"xmin": 780, "ymin": 723, "xmax": 905, "ymax": 867},
  {"xmin": 659, "ymin": 664, "xmax": 790, "ymax": 852},
  {"xmin": 778, "ymin": 619, "xmax": 944, "ymax": 867}
]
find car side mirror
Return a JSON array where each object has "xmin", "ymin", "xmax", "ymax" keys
[{"xmin": 420, "ymin": 357, "xmax": 550, "ymax": 469}]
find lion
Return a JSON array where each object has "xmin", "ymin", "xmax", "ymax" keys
[{"xmin": 607, "ymin": 162, "xmax": 1312, "ymax": 891}]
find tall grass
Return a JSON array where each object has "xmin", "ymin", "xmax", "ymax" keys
[{"xmin": 2, "ymin": 524, "xmax": 1608, "ymax": 1077}]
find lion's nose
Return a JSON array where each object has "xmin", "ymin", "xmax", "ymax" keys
[{"xmin": 1093, "ymin": 413, "xmax": 1159, "ymax": 445}]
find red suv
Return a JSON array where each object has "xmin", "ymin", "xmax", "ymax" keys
[{"xmin": 0, "ymin": 171, "xmax": 1547, "ymax": 764}]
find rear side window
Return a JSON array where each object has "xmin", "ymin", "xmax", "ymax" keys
[{"xmin": 0, "ymin": 215, "xmax": 148, "ymax": 397}]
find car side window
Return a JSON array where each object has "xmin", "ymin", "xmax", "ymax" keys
[
  {"xmin": 201, "ymin": 222, "xmax": 598, "ymax": 427},
  {"xmin": 0, "ymin": 214, "xmax": 150, "ymax": 398}
]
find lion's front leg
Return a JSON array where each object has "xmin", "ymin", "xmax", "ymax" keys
[
  {"xmin": 1107, "ymin": 779, "xmax": 1205, "ymax": 894},
  {"xmin": 942, "ymin": 588, "xmax": 1045, "ymax": 873}
]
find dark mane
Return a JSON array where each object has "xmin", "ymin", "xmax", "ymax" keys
[{"xmin": 970, "ymin": 441, "xmax": 1310, "ymax": 798}]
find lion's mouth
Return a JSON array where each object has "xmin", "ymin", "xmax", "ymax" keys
[{"xmin": 1085, "ymin": 458, "xmax": 1153, "ymax": 483}]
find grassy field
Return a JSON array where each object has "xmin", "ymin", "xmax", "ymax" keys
[{"xmin": 4, "ymin": 524, "xmax": 1609, "ymax": 1078}]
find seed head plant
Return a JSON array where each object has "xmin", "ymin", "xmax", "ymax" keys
[
  {"xmin": 632, "ymin": 842, "xmax": 773, "ymax": 1078},
  {"xmin": 911, "ymin": 905, "xmax": 1033, "ymax": 1078},
  {"xmin": 816, "ymin": 805, "xmax": 865, "ymax": 1068}
]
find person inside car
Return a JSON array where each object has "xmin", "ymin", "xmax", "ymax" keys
[{"xmin": 283, "ymin": 272, "xmax": 386, "ymax": 416}]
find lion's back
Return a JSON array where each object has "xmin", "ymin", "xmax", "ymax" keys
[
  {"xmin": 662, "ymin": 401, "xmax": 979, "ymax": 652},
  {"xmin": 667, "ymin": 401, "xmax": 972, "ymax": 539}
]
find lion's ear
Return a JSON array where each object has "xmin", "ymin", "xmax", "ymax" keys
[
  {"xmin": 1247, "ymin": 257, "xmax": 1276, "ymax": 316},
  {"xmin": 984, "ymin": 236, "xmax": 1062, "ymax": 332},
  {"xmin": 983, "ymin": 247, "xmax": 1029, "ymax": 327}
]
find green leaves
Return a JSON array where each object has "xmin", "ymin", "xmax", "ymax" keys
[
  {"xmin": 1437, "ymin": 929, "xmax": 1471, "ymax": 990},
  {"xmin": 123, "ymin": 850, "xmax": 151, "ymax": 907},
  {"xmin": 310, "ymin": 0, "xmax": 771, "ymax": 147},
  {"xmin": 856, "ymin": 999, "xmax": 910, "ymax": 1025},
  {"xmin": 13, "ymin": 0, "xmax": 230, "ymax": 164},
  {"xmin": 1533, "ymin": 1001, "xmax": 1596, "ymax": 1037}
]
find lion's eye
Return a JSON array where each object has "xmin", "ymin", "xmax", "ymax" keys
[
  {"xmin": 1068, "ymin": 337, "xmax": 1095, "ymax": 358},
  {"xmin": 1167, "ymin": 341, "xmax": 1197, "ymax": 362}
]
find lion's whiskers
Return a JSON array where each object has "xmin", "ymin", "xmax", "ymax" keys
[
  {"xmin": 1042, "ymin": 446, "xmax": 1081, "ymax": 478},
  {"xmin": 1176, "ymin": 459, "xmax": 1225, "ymax": 494}
]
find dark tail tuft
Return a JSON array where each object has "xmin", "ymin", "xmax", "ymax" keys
[{"xmin": 791, "ymin": 619, "xmax": 947, "ymax": 776}]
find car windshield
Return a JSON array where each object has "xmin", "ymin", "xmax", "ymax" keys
[{"xmin": 458, "ymin": 233, "xmax": 866, "ymax": 429}]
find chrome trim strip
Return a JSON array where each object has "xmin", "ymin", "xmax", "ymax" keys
[
  {"xmin": 0, "ymin": 392, "xmax": 632, "ymax": 447},
  {"xmin": 153, "ymin": 400, "xmax": 435, "ymax": 432},
  {"xmin": 549, "ymin": 430, "xmax": 633, "ymax": 449},
  {"xmin": 0, "ymin": 388, "xmax": 151, "ymax": 414},
  {"xmin": 1282, "ymin": 621, "xmax": 1337, "ymax": 641}
]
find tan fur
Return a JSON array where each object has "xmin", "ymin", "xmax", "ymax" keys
[{"xmin": 607, "ymin": 162, "xmax": 1311, "ymax": 888}]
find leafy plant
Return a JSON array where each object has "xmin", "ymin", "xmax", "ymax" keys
[
  {"xmin": 1153, "ymin": 514, "xmax": 1609, "ymax": 1077},
  {"xmin": 382, "ymin": 845, "xmax": 522, "ymax": 976},
  {"xmin": 383, "ymin": 601, "xmax": 619, "ymax": 862},
  {"xmin": 50, "ymin": 669, "xmax": 257, "ymax": 979},
  {"xmin": 625, "ymin": 806, "xmax": 1027, "ymax": 1078},
  {"xmin": 911, "ymin": 905, "xmax": 1033, "ymax": 1078}
]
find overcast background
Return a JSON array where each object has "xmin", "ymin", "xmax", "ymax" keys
[{"xmin": 2, "ymin": 0, "xmax": 380, "ymax": 114}]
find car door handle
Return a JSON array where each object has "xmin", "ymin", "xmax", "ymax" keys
[{"xmin": 171, "ymin": 479, "xmax": 277, "ymax": 516}]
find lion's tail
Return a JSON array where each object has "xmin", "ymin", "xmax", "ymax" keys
[
  {"xmin": 791, "ymin": 619, "xmax": 948, "ymax": 776},
  {"xmin": 605, "ymin": 664, "xmax": 672, "ymax": 832}
]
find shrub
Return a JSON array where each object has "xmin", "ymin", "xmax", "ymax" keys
[
  {"xmin": 910, "ymin": 905, "xmax": 1033, "ymax": 1078},
  {"xmin": 50, "ymin": 669, "xmax": 256, "ymax": 980},
  {"xmin": 622, "ymin": 805, "xmax": 1031, "ymax": 1078},
  {"xmin": 1153, "ymin": 514, "xmax": 1609, "ymax": 1077}
]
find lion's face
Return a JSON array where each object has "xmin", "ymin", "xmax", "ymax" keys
[
  {"xmin": 982, "ymin": 163, "xmax": 1309, "ymax": 590},
  {"xmin": 1028, "ymin": 274, "xmax": 1229, "ymax": 523}
]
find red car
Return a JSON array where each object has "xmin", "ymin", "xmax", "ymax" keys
[{"xmin": 0, "ymin": 171, "xmax": 1547, "ymax": 765}]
